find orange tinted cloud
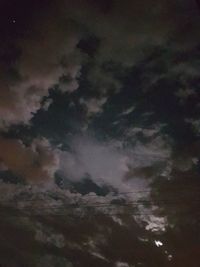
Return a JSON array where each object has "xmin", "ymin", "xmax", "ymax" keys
[{"xmin": 0, "ymin": 137, "xmax": 59, "ymax": 184}]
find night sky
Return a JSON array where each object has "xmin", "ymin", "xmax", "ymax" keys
[{"xmin": 0, "ymin": 1, "xmax": 200, "ymax": 266}]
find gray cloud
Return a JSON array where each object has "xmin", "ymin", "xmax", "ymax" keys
[
  {"xmin": 1, "ymin": 0, "xmax": 199, "ymax": 129},
  {"xmin": 0, "ymin": 3, "xmax": 82, "ymax": 128},
  {"xmin": 80, "ymin": 96, "xmax": 107, "ymax": 117},
  {"xmin": 59, "ymin": 133, "xmax": 170, "ymax": 198}
]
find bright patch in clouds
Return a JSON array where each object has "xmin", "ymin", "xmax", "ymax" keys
[
  {"xmin": 154, "ymin": 240, "xmax": 163, "ymax": 247},
  {"xmin": 59, "ymin": 133, "xmax": 170, "ymax": 196}
]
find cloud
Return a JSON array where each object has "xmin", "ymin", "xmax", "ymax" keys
[
  {"xmin": 0, "ymin": 137, "xmax": 59, "ymax": 184},
  {"xmin": 185, "ymin": 118, "xmax": 200, "ymax": 136},
  {"xmin": 82, "ymin": 0, "xmax": 200, "ymax": 63},
  {"xmin": 35, "ymin": 223, "xmax": 65, "ymax": 248},
  {"xmin": 1, "ymin": 0, "xmax": 199, "ymax": 129},
  {"xmin": 140, "ymin": 212, "xmax": 167, "ymax": 232},
  {"xmin": 120, "ymin": 106, "xmax": 135, "ymax": 116},
  {"xmin": 60, "ymin": 134, "xmax": 130, "ymax": 189},
  {"xmin": 0, "ymin": 2, "xmax": 82, "ymax": 129},
  {"xmin": 80, "ymin": 97, "xmax": 107, "ymax": 117},
  {"xmin": 59, "ymin": 133, "xmax": 170, "ymax": 198},
  {"xmin": 42, "ymin": 98, "xmax": 53, "ymax": 111},
  {"xmin": 69, "ymin": 0, "xmax": 200, "ymax": 93}
]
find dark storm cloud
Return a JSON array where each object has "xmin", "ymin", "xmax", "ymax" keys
[{"xmin": 1, "ymin": 0, "xmax": 200, "ymax": 128}]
